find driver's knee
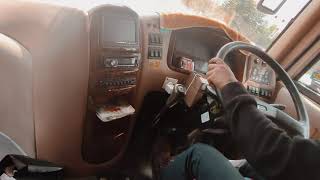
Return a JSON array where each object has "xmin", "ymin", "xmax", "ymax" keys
[
  {"xmin": 187, "ymin": 143, "xmax": 230, "ymax": 164},
  {"xmin": 183, "ymin": 143, "xmax": 241, "ymax": 179},
  {"xmin": 189, "ymin": 143, "xmax": 219, "ymax": 155},
  {"xmin": 185, "ymin": 143, "xmax": 221, "ymax": 164}
]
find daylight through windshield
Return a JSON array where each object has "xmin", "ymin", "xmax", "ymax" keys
[{"xmin": 41, "ymin": 0, "xmax": 310, "ymax": 49}]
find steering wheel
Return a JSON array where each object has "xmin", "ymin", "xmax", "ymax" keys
[{"xmin": 214, "ymin": 41, "xmax": 309, "ymax": 138}]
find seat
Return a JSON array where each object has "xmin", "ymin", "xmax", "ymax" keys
[
  {"xmin": 0, "ymin": 33, "xmax": 35, "ymax": 157},
  {"xmin": 0, "ymin": 132, "xmax": 64, "ymax": 180},
  {"xmin": 0, "ymin": 132, "xmax": 26, "ymax": 160},
  {"xmin": 0, "ymin": 32, "xmax": 63, "ymax": 180}
]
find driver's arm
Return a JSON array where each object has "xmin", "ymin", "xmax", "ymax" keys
[{"xmin": 207, "ymin": 58, "xmax": 320, "ymax": 180}]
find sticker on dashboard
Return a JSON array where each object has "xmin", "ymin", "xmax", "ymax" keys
[
  {"xmin": 311, "ymin": 71, "xmax": 320, "ymax": 82},
  {"xmin": 149, "ymin": 60, "xmax": 161, "ymax": 68}
]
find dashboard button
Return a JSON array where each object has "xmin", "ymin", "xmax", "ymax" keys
[
  {"xmin": 255, "ymin": 87, "xmax": 259, "ymax": 94},
  {"xmin": 250, "ymin": 86, "xmax": 255, "ymax": 94},
  {"xmin": 110, "ymin": 59, "xmax": 118, "ymax": 67}
]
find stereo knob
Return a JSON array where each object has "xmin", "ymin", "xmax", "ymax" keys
[
  {"xmin": 104, "ymin": 59, "xmax": 118, "ymax": 67},
  {"xmin": 98, "ymin": 81, "xmax": 105, "ymax": 87},
  {"xmin": 110, "ymin": 59, "xmax": 118, "ymax": 67}
]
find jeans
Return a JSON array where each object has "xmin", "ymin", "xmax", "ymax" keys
[{"xmin": 160, "ymin": 143, "xmax": 244, "ymax": 180}]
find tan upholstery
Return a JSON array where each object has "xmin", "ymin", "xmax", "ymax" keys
[
  {"xmin": 0, "ymin": 0, "xmax": 94, "ymax": 176},
  {"xmin": 274, "ymin": 87, "xmax": 320, "ymax": 139},
  {"xmin": 0, "ymin": 33, "xmax": 34, "ymax": 157},
  {"xmin": 268, "ymin": 0, "xmax": 320, "ymax": 61}
]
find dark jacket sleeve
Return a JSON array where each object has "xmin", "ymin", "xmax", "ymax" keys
[{"xmin": 221, "ymin": 82, "xmax": 320, "ymax": 180}]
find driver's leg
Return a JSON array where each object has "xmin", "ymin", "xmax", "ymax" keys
[{"xmin": 160, "ymin": 143, "xmax": 243, "ymax": 180}]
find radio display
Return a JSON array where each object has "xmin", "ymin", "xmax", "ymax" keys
[{"xmin": 101, "ymin": 16, "xmax": 136, "ymax": 44}]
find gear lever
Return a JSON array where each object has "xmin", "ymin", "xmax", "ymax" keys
[
  {"xmin": 152, "ymin": 84, "xmax": 186, "ymax": 127},
  {"xmin": 166, "ymin": 84, "xmax": 186, "ymax": 108}
]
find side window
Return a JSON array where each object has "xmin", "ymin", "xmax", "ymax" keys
[{"xmin": 298, "ymin": 57, "xmax": 320, "ymax": 96}]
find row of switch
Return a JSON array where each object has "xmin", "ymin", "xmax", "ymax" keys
[
  {"xmin": 146, "ymin": 23, "xmax": 159, "ymax": 29},
  {"xmin": 247, "ymin": 86, "xmax": 272, "ymax": 97},
  {"xmin": 97, "ymin": 79, "xmax": 136, "ymax": 88},
  {"xmin": 148, "ymin": 48, "xmax": 162, "ymax": 59},
  {"xmin": 148, "ymin": 33, "xmax": 162, "ymax": 45}
]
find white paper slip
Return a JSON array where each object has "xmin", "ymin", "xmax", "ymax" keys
[
  {"xmin": 201, "ymin": 111, "xmax": 210, "ymax": 123},
  {"xmin": 96, "ymin": 104, "xmax": 135, "ymax": 122}
]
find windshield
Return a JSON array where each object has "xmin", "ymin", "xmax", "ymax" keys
[{"xmin": 39, "ymin": 0, "xmax": 310, "ymax": 49}]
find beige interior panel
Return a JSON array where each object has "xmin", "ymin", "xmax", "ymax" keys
[
  {"xmin": 0, "ymin": 33, "xmax": 35, "ymax": 157},
  {"xmin": 0, "ymin": 0, "xmax": 103, "ymax": 176},
  {"xmin": 268, "ymin": 0, "xmax": 320, "ymax": 61},
  {"xmin": 282, "ymin": 21, "xmax": 320, "ymax": 73},
  {"xmin": 288, "ymin": 39, "xmax": 320, "ymax": 77},
  {"xmin": 274, "ymin": 87, "xmax": 320, "ymax": 139}
]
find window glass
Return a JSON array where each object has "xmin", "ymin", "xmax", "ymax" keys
[{"xmin": 298, "ymin": 58, "xmax": 320, "ymax": 95}]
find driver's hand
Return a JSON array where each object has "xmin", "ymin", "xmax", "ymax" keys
[{"xmin": 206, "ymin": 58, "xmax": 238, "ymax": 90}]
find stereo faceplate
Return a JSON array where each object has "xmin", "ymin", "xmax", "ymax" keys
[{"xmin": 101, "ymin": 57, "xmax": 138, "ymax": 68}]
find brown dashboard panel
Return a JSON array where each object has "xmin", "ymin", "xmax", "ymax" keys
[
  {"xmin": 82, "ymin": 5, "xmax": 140, "ymax": 164},
  {"xmin": 167, "ymin": 27, "xmax": 232, "ymax": 74},
  {"xmin": 167, "ymin": 27, "xmax": 247, "ymax": 82}
]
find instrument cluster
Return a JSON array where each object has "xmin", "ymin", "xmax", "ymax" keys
[
  {"xmin": 245, "ymin": 55, "xmax": 276, "ymax": 100},
  {"xmin": 250, "ymin": 58, "xmax": 272, "ymax": 85}
]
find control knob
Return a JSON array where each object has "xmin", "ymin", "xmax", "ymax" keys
[{"xmin": 104, "ymin": 58, "xmax": 118, "ymax": 67}]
